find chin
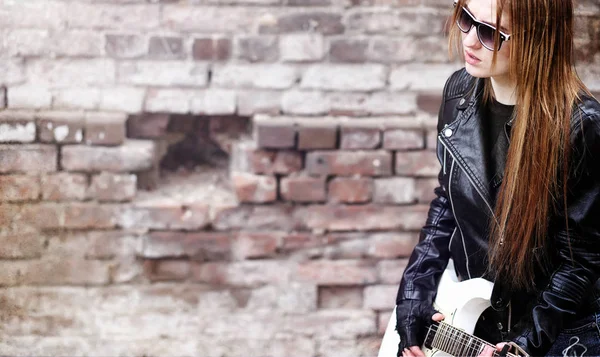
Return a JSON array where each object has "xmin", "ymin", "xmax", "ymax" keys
[{"xmin": 464, "ymin": 64, "xmax": 491, "ymax": 79}]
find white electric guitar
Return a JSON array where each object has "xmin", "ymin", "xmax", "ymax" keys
[{"xmin": 378, "ymin": 260, "xmax": 527, "ymax": 357}]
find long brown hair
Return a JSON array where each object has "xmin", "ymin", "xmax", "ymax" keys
[{"xmin": 448, "ymin": 0, "xmax": 589, "ymax": 290}]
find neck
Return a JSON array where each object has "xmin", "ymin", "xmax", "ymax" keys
[{"xmin": 490, "ymin": 75, "xmax": 517, "ymax": 105}]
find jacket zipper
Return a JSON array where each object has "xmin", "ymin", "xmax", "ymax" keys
[{"xmin": 447, "ymin": 158, "xmax": 472, "ymax": 279}]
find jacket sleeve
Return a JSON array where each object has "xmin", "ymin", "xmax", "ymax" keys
[
  {"xmin": 395, "ymin": 74, "xmax": 458, "ymax": 305},
  {"xmin": 508, "ymin": 111, "xmax": 600, "ymax": 356},
  {"xmin": 394, "ymin": 76, "xmax": 458, "ymax": 354}
]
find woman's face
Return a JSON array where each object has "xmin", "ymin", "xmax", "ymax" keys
[{"xmin": 461, "ymin": 0, "xmax": 512, "ymax": 81}]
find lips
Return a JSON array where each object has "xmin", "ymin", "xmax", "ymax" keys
[{"xmin": 465, "ymin": 50, "xmax": 481, "ymax": 65}]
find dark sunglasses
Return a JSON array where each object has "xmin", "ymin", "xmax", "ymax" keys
[{"xmin": 454, "ymin": 2, "xmax": 511, "ymax": 51}]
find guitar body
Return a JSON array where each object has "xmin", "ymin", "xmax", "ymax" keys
[{"xmin": 378, "ymin": 260, "xmax": 494, "ymax": 357}]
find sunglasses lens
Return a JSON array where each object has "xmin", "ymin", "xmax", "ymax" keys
[
  {"xmin": 457, "ymin": 8, "xmax": 472, "ymax": 32},
  {"xmin": 478, "ymin": 25, "xmax": 497, "ymax": 50}
]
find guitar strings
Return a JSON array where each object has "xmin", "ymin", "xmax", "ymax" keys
[{"xmin": 427, "ymin": 322, "xmax": 516, "ymax": 357}]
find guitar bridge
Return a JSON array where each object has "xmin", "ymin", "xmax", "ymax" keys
[{"xmin": 423, "ymin": 323, "xmax": 438, "ymax": 350}]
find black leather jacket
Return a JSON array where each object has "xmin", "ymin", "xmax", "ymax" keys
[{"xmin": 395, "ymin": 68, "xmax": 600, "ymax": 356}]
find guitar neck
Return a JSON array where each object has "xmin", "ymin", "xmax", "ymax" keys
[{"xmin": 424, "ymin": 322, "xmax": 517, "ymax": 357}]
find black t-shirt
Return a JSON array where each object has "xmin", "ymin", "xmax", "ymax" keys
[{"xmin": 483, "ymin": 97, "xmax": 514, "ymax": 205}]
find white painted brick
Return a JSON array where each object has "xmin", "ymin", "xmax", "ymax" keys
[
  {"xmin": 363, "ymin": 284, "xmax": 397, "ymax": 310},
  {"xmin": 0, "ymin": 59, "xmax": 25, "ymax": 85},
  {"xmin": 0, "ymin": 1, "xmax": 66, "ymax": 29},
  {"xmin": 0, "ymin": 121, "xmax": 36, "ymax": 143},
  {"xmin": 578, "ymin": 64, "xmax": 600, "ymax": 91},
  {"xmin": 190, "ymin": 89, "xmax": 236, "ymax": 115},
  {"xmin": 365, "ymin": 92, "xmax": 417, "ymax": 115},
  {"xmin": 212, "ymin": 64, "xmax": 298, "ymax": 89},
  {"xmin": 5, "ymin": 29, "xmax": 50, "ymax": 57},
  {"xmin": 0, "ymin": 88, "xmax": 5, "ymax": 109},
  {"xmin": 53, "ymin": 30, "xmax": 105, "ymax": 57},
  {"xmin": 145, "ymin": 88, "xmax": 198, "ymax": 114},
  {"xmin": 237, "ymin": 90, "xmax": 282, "ymax": 116},
  {"xmin": 282, "ymin": 90, "xmax": 329, "ymax": 115},
  {"xmin": 162, "ymin": 6, "xmax": 271, "ymax": 33},
  {"xmin": 99, "ymin": 87, "xmax": 146, "ymax": 113},
  {"xmin": 8, "ymin": 86, "xmax": 52, "ymax": 109},
  {"xmin": 53, "ymin": 88, "xmax": 101, "ymax": 110},
  {"xmin": 301, "ymin": 64, "xmax": 387, "ymax": 91},
  {"xmin": 280, "ymin": 33, "xmax": 325, "ymax": 62},
  {"xmin": 118, "ymin": 61, "xmax": 208, "ymax": 87},
  {"xmin": 390, "ymin": 64, "xmax": 460, "ymax": 91},
  {"xmin": 26, "ymin": 59, "xmax": 116, "ymax": 88},
  {"xmin": 65, "ymin": 3, "xmax": 160, "ymax": 30}
]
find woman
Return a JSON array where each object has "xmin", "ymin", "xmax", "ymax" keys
[{"xmin": 395, "ymin": 0, "xmax": 600, "ymax": 356}]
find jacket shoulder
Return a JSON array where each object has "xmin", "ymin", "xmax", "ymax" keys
[{"xmin": 443, "ymin": 68, "xmax": 475, "ymax": 100}]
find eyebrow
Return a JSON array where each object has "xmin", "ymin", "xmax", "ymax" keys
[{"xmin": 464, "ymin": 4, "xmax": 509, "ymax": 33}]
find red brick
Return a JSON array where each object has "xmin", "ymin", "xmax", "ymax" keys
[
  {"xmin": 417, "ymin": 93, "xmax": 443, "ymax": 115},
  {"xmin": 0, "ymin": 233, "xmax": 43, "ymax": 258},
  {"xmin": 85, "ymin": 112, "xmax": 127, "ymax": 146},
  {"xmin": 212, "ymin": 204, "xmax": 298, "ymax": 231},
  {"xmin": 232, "ymin": 143, "xmax": 303, "ymax": 175},
  {"xmin": 340, "ymin": 125, "xmax": 381, "ymax": 149},
  {"xmin": 21, "ymin": 258, "xmax": 111, "ymax": 285},
  {"xmin": 296, "ymin": 120, "xmax": 338, "ymax": 150},
  {"xmin": 126, "ymin": 113, "xmax": 170, "ymax": 139},
  {"xmin": 329, "ymin": 38, "xmax": 369, "ymax": 63},
  {"xmin": 0, "ymin": 144, "xmax": 57, "ymax": 173},
  {"xmin": 41, "ymin": 173, "xmax": 88, "ymax": 201},
  {"xmin": 85, "ymin": 230, "xmax": 140, "ymax": 259},
  {"xmin": 319, "ymin": 286, "xmax": 363, "ymax": 308},
  {"xmin": 426, "ymin": 129, "xmax": 438, "ymax": 150},
  {"xmin": 142, "ymin": 231, "xmax": 231, "ymax": 261},
  {"xmin": 364, "ymin": 285, "xmax": 397, "ymax": 310},
  {"xmin": 296, "ymin": 260, "xmax": 377, "ymax": 285},
  {"xmin": 143, "ymin": 259, "xmax": 190, "ymax": 281},
  {"xmin": 328, "ymin": 177, "xmax": 373, "ymax": 203},
  {"xmin": 37, "ymin": 111, "xmax": 84, "ymax": 144},
  {"xmin": 366, "ymin": 232, "xmax": 419, "ymax": 258},
  {"xmin": 192, "ymin": 36, "xmax": 231, "ymax": 61},
  {"xmin": 415, "ymin": 178, "xmax": 437, "ymax": 203},
  {"xmin": 280, "ymin": 175, "xmax": 326, "ymax": 202},
  {"xmin": 383, "ymin": 129, "xmax": 424, "ymax": 150},
  {"xmin": 231, "ymin": 172, "xmax": 277, "ymax": 203},
  {"xmin": 61, "ymin": 140, "xmax": 156, "ymax": 173},
  {"xmin": 280, "ymin": 233, "xmax": 325, "ymax": 252},
  {"xmin": 18, "ymin": 203, "xmax": 118, "ymax": 230},
  {"xmin": 294, "ymin": 204, "xmax": 428, "ymax": 231},
  {"xmin": 254, "ymin": 119, "xmax": 296, "ymax": 149},
  {"xmin": 373, "ymin": 177, "xmax": 416, "ymax": 204},
  {"xmin": 0, "ymin": 175, "xmax": 40, "ymax": 202},
  {"xmin": 118, "ymin": 203, "xmax": 210, "ymax": 230},
  {"xmin": 63, "ymin": 204, "xmax": 119, "ymax": 229},
  {"xmin": 395, "ymin": 151, "xmax": 440, "ymax": 177},
  {"xmin": 232, "ymin": 232, "xmax": 280, "ymax": 260},
  {"xmin": 306, "ymin": 150, "xmax": 392, "ymax": 176},
  {"xmin": 88, "ymin": 172, "xmax": 137, "ymax": 202}
]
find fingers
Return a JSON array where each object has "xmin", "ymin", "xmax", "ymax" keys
[
  {"xmin": 431, "ymin": 312, "xmax": 445, "ymax": 322},
  {"xmin": 401, "ymin": 346, "xmax": 426, "ymax": 357},
  {"xmin": 478, "ymin": 344, "xmax": 495, "ymax": 357},
  {"xmin": 409, "ymin": 346, "xmax": 426, "ymax": 357}
]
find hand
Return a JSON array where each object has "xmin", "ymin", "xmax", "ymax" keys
[
  {"xmin": 400, "ymin": 313, "xmax": 445, "ymax": 357},
  {"xmin": 478, "ymin": 342, "xmax": 508, "ymax": 357}
]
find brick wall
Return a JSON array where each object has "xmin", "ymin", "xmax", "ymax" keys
[{"xmin": 0, "ymin": 0, "xmax": 598, "ymax": 356}]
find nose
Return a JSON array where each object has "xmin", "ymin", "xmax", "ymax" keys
[{"xmin": 462, "ymin": 25, "xmax": 481, "ymax": 49}]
